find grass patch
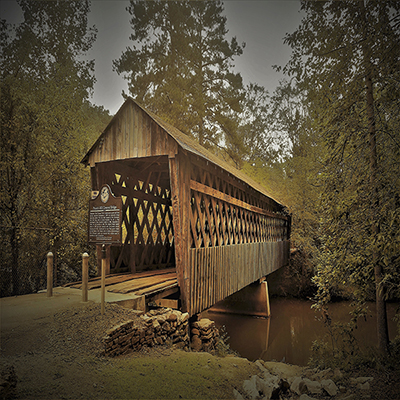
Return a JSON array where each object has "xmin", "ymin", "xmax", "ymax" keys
[{"xmin": 101, "ymin": 350, "xmax": 256, "ymax": 399}]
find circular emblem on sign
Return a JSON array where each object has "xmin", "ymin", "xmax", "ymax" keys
[{"xmin": 100, "ymin": 186, "xmax": 110, "ymax": 203}]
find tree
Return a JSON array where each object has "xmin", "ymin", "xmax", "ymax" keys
[
  {"xmin": 113, "ymin": 0, "xmax": 245, "ymax": 154},
  {"xmin": 283, "ymin": 0, "xmax": 400, "ymax": 354},
  {"xmin": 0, "ymin": 0, "xmax": 106, "ymax": 296}
]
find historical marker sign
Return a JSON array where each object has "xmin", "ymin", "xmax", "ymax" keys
[{"xmin": 89, "ymin": 184, "xmax": 122, "ymax": 245}]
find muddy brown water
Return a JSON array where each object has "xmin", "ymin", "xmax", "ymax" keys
[{"xmin": 202, "ymin": 298, "xmax": 399, "ymax": 366}]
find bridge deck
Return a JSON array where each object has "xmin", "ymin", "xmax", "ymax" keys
[{"xmin": 64, "ymin": 268, "xmax": 178, "ymax": 299}]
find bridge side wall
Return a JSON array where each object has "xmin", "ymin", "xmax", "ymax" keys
[{"xmin": 188, "ymin": 240, "xmax": 290, "ymax": 315}]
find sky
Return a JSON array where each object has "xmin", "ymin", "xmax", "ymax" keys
[{"xmin": 1, "ymin": 0, "xmax": 303, "ymax": 115}]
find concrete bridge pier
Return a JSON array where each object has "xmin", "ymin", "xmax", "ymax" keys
[{"xmin": 208, "ymin": 279, "xmax": 271, "ymax": 318}]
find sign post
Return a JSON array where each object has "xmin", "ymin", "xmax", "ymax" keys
[
  {"xmin": 101, "ymin": 244, "xmax": 106, "ymax": 315},
  {"xmin": 88, "ymin": 184, "xmax": 122, "ymax": 314}
]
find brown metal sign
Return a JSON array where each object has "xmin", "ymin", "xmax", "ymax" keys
[{"xmin": 88, "ymin": 184, "xmax": 122, "ymax": 245}]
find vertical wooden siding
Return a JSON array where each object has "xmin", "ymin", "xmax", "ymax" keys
[
  {"xmin": 188, "ymin": 240, "xmax": 290, "ymax": 315},
  {"xmin": 88, "ymin": 103, "xmax": 178, "ymax": 167}
]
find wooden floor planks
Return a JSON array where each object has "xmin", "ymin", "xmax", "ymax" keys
[
  {"xmin": 107, "ymin": 272, "xmax": 177, "ymax": 294},
  {"xmin": 65, "ymin": 268, "xmax": 177, "ymax": 298}
]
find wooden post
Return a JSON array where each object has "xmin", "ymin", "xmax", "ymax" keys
[
  {"xmin": 168, "ymin": 152, "xmax": 191, "ymax": 314},
  {"xmin": 82, "ymin": 252, "xmax": 89, "ymax": 302},
  {"xmin": 47, "ymin": 252, "xmax": 54, "ymax": 297},
  {"xmin": 101, "ymin": 245, "xmax": 106, "ymax": 315}
]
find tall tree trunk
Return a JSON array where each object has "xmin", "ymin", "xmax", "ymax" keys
[
  {"xmin": 366, "ymin": 72, "xmax": 390, "ymax": 354},
  {"xmin": 9, "ymin": 164, "xmax": 20, "ymax": 296},
  {"xmin": 10, "ymin": 221, "xmax": 20, "ymax": 296},
  {"xmin": 359, "ymin": 0, "xmax": 390, "ymax": 356}
]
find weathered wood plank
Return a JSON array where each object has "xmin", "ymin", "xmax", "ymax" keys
[
  {"xmin": 135, "ymin": 279, "xmax": 177, "ymax": 295},
  {"xmin": 65, "ymin": 268, "xmax": 176, "ymax": 290},
  {"xmin": 108, "ymin": 272, "xmax": 177, "ymax": 294},
  {"xmin": 155, "ymin": 298, "xmax": 179, "ymax": 309}
]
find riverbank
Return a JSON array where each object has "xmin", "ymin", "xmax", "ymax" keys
[{"xmin": 1, "ymin": 294, "xmax": 399, "ymax": 399}]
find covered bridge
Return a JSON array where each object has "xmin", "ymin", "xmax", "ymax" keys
[{"xmin": 81, "ymin": 98, "xmax": 291, "ymax": 316}]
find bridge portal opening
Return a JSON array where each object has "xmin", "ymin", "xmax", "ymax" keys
[{"xmin": 91, "ymin": 156, "xmax": 175, "ymax": 275}]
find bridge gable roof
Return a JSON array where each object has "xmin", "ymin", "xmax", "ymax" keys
[{"xmin": 82, "ymin": 97, "xmax": 283, "ymax": 207}]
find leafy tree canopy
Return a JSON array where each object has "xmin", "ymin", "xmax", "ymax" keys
[
  {"xmin": 281, "ymin": 0, "xmax": 400, "ymax": 353},
  {"xmin": 0, "ymin": 0, "xmax": 110, "ymax": 296},
  {"xmin": 113, "ymin": 0, "xmax": 247, "ymax": 158}
]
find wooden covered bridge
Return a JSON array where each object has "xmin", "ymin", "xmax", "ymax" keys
[{"xmin": 81, "ymin": 98, "xmax": 291, "ymax": 317}]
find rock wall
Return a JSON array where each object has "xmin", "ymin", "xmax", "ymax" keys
[
  {"xmin": 190, "ymin": 318, "xmax": 219, "ymax": 352},
  {"xmin": 103, "ymin": 309, "xmax": 220, "ymax": 357},
  {"xmin": 103, "ymin": 308, "xmax": 190, "ymax": 356}
]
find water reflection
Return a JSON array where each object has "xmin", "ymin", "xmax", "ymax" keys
[{"xmin": 202, "ymin": 298, "xmax": 398, "ymax": 366}]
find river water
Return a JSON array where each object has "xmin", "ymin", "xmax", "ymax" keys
[{"xmin": 202, "ymin": 298, "xmax": 399, "ymax": 366}]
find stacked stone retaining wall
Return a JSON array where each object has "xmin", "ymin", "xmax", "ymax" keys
[
  {"xmin": 103, "ymin": 309, "xmax": 220, "ymax": 357},
  {"xmin": 103, "ymin": 308, "xmax": 190, "ymax": 356},
  {"xmin": 190, "ymin": 318, "xmax": 219, "ymax": 352}
]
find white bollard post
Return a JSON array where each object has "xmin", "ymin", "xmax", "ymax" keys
[{"xmin": 47, "ymin": 252, "xmax": 54, "ymax": 297}]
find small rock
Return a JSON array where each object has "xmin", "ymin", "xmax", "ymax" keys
[
  {"xmin": 191, "ymin": 328, "xmax": 200, "ymax": 336},
  {"xmin": 152, "ymin": 320, "xmax": 160, "ymax": 330},
  {"xmin": 167, "ymin": 313, "xmax": 177, "ymax": 322},
  {"xmin": 242, "ymin": 375, "xmax": 259, "ymax": 400},
  {"xmin": 303, "ymin": 378, "xmax": 322, "ymax": 394},
  {"xmin": 257, "ymin": 373, "xmax": 280, "ymax": 400},
  {"xmin": 321, "ymin": 379, "xmax": 338, "ymax": 396},
  {"xmin": 181, "ymin": 312, "xmax": 189, "ymax": 322},
  {"xmin": 255, "ymin": 359, "xmax": 269, "ymax": 374},
  {"xmin": 233, "ymin": 388, "xmax": 245, "ymax": 400},
  {"xmin": 162, "ymin": 321, "xmax": 171, "ymax": 332},
  {"xmin": 291, "ymin": 377, "xmax": 307, "ymax": 395},
  {"xmin": 299, "ymin": 395, "xmax": 318, "ymax": 400},
  {"xmin": 350, "ymin": 377, "xmax": 373, "ymax": 385},
  {"xmin": 359, "ymin": 381, "xmax": 370, "ymax": 391},
  {"xmin": 340, "ymin": 395, "xmax": 357, "ymax": 400},
  {"xmin": 197, "ymin": 318, "xmax": 214, "ymax": 331},
  {"xmin": 334, "ymin": 368, "xmax": 343, "ymax": 380},
  {"xmin": 190, "ymin": 336, "xmax": 202, "ymax": 352}
]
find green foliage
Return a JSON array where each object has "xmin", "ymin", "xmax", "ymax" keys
[
  {"xmin": 308, "ymin": 302, "xmax": 380, "ymax": 370},
  {"xmin": 215, "ymin": 325, "xmax": 239, "ymax": 358},
  {"xmin": 242, "ymin": 78, "xmax": 323, "ymax": 263},
  {"xmin": 280, "ymin": 0, "xmax": 400, "ymax": 354},
  {"xmin": 0, "ymin": 0, "xmax": 111, "ymax": 296},
  {"xmin": 310, "ymin": 318, "xmax": 400, "ymax": 371}
]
